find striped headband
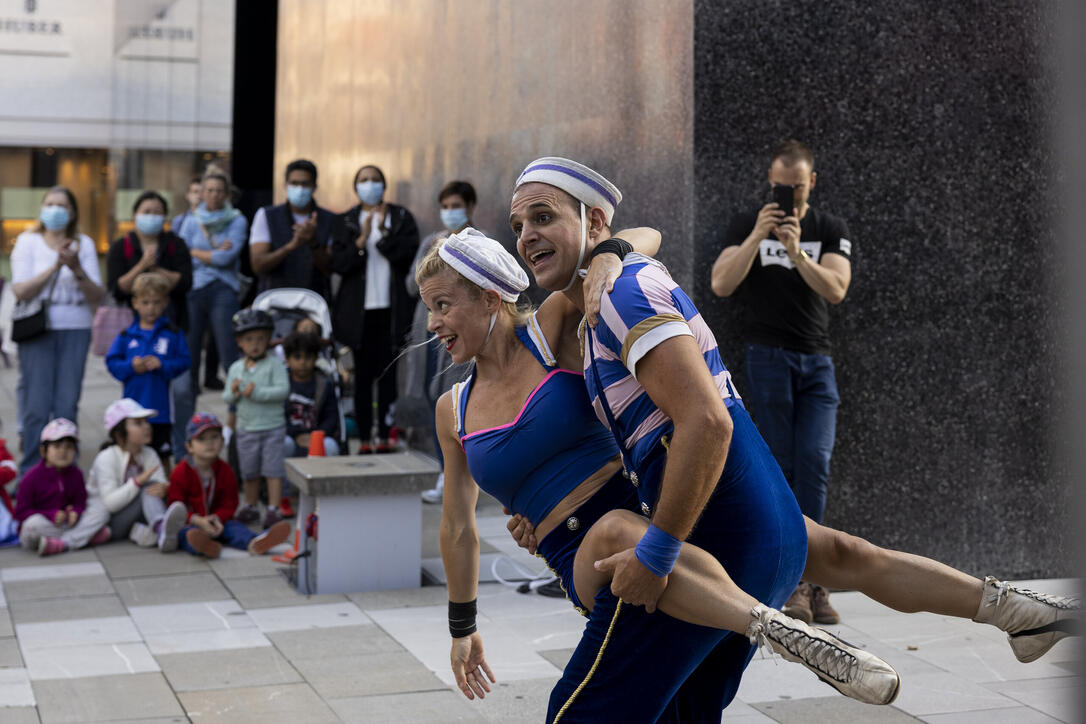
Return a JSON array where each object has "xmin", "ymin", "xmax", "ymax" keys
[
  {"xmin": 514, "ymin": 156, "xmax": 622, "ymax": 224},
  {"xmin": 438, "ymin": 227, "xmax": 528, "ymax": 303}
]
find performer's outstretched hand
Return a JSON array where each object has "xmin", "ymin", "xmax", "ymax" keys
[
  {"xmin": 451, "ymin": 632, "xmax": 496, "ymax": 700},
  {"xmin": 596, "ymin": 548, "xmax": 668, "ymax": 613}
]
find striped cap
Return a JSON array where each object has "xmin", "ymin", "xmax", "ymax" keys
[
  {"xmin": 438, "ymin": 227, "xmax": 529, "ymax": 303},
  {"xmin": 514, "ymin": 157, "xmax": 622, "ymax": 224}
]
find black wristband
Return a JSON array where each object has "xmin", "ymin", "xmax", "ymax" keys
[
  {"xmin": 449, "ymin": 599, "xmax": 478, "ymax": 638},
  {"xmin": 590, "ymin": 237, "xmax": 633, "ymax": 261}
]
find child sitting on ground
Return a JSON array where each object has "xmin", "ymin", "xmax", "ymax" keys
[
  {"xmin": 223, "ymin": 309, "xmax": 289, "ymax": 528},
  {"xmin": 283, "ymin": 331, "xmax": 340, "ymax": 458},
  {"xmin": 161, "ymin": 413, "xmax": 290, "ymax": 558},
  {"xmin": 105, "ymin": 271, "xmax": 191, "ymax": 464},
  {"xmin": 14, "ymin": 419, "xmax": 111, "ymax": 556},
  {"xmin": 87, "ymin": 398, "xmax": 167, "ymax": 547}
]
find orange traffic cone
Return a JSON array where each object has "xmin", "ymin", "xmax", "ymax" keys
[
  {"xmin": 308, "ymin": 430, "xmax": 326, "ymax": 457},
  {"xmin": 272, "ymin": 528, "xmax": 301, "ymax": 564}
]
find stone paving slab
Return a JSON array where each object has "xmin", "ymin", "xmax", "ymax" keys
[
  {"xmin": 0, "ymin": 637, "xmax": 22, "ymax": 668},
  {"xmin": 753, "ymin": 696, "xmax": 921, "ymax": 722},
  {"xmin": 2, "ymin": 575, "xmax": 115, "ymax": 603},
  {"xmin": 293, "ymin": 650, "xmax": 445, "ymax": 699},
  {"xmin": 114, "ymin": 572, "xmax": 232, "ymax": 606},
  {"xmin": 327, "ymin": 689, "xmax": 486, "ymax": 723},
  {"xmin": 177, "ymin": 682, "xmax": 339, "ymax": 723},
  {"xmin": 156, "ymin": 646, "xmax": 302, "ymax": 692},
  {"xmin": 7, "ymin": 594, "xmax": 126, "ymax": 625},
  {"xmin": 265, "ymin": 624, "xmax": 403, "ymax": 660},
  {"xmin": 222, "ymin": 573, "xmax": 348, "ymax": 609},
  {"xmin": 32, "ymin": 672, "xmax": 184, "ymax": 723}
]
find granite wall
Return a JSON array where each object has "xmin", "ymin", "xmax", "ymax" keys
[{"xmin": 693, "ymin": 1, "xmax": 1070, "ymax": 578}]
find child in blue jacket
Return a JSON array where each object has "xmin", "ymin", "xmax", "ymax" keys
[{"xmin": 106, "ymin": 272, "xmax": 191, "ymax": 463}]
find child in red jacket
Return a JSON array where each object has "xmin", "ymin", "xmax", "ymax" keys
[
  {"xmin": 0, "ymin": 433, "xmax": 18, "ymax": 546},
  {"xmin": 162, "ymin": 413, "xmax": 289, "ymax": 559}
]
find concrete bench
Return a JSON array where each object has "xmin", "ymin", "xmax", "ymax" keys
[{"xmin": 285, "ymin": 452, "xmax": 440, "ymax": 594}]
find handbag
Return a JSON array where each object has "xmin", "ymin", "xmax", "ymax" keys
[
  {"xmin": 91, "ymin": 297, "xmax": 135, "ymax": 356},
  {"xmin": 10, "ymin": 271, "xmax": 59, "ymax": 344}
]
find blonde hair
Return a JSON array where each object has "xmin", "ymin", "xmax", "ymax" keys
[
  {"xmin": 415, "ymin": 239, "xmax": 531, "ymax": 326},
  {"xmin": 132, "ymin": 271, "xmax": 170, "ymax": 299}
]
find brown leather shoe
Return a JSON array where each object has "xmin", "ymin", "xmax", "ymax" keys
[
  {"xmin": 782, "ymin": 583, "xmax": 813, "ymax": 624},
  {"xmin": 185, "ymin": 529, "xmax": 222, "ymax": 559},
  {"xmin": 811, "ymin": 584, "xmax": 840, "ymax": 624}
]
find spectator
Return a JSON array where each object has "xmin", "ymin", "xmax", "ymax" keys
[
  {"xmin": 106, "ymin": 192, "xmax": 194, "ymax": 455},
  {"xmin": 163, "ymin": 413, "xmax": 291, "ymax": 559},
  {"xmin": 87, "ymin": 398, "xmax": 168, "ymax": 547},
  {"xmin": 177, "ymin": 171, "xmax": 247, "ymax": 410},
  {"xmin": 170, "ymin": 176, "xmax": 203, "ymax": 234},
  {"xmin": 710, "ymin": 139, "xmax": 854, "ymax": 625},
  {"xmin": 223, "ymin": 309, "xmax": 289, "ymax": 528},
  {"xmin": 173, "ymin": 176, "xmax": 224, "ymax": 395},
  {"xmin": 330, "ymin": 164, "xmax": 419, "ymax": 451},
  {"xmin": 248, "ymin": 159, "xmax": 335, "ymax": 298},
  {"xmin": 105, "ymin": 272, "xmax": 191, "ymax": 463},
  {"xmin": 0, "ymin": 432, "xmax": 18, "ymax": 546},
  {"xmin": 401, "ymin": 180, "xmax": 478, "ymax": 502},
  {"xmin": 14, "ymin": 419, "xmax": 111, "ymax": 556},
  {"xmin": 10, "ymin": 186, "xmax": 105, "ymax": 472},
  {"xmin": 283, "ymin": 331, "xmax": 340, "ymax": 457}
]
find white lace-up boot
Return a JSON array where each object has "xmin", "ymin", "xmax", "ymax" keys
[
  {"xmin": 746, "ymin": 604, "xmax": 900, "ymax": 705},
  {"xmin": 972, "ymin": 576, "xmax": 1080, "ymax": 663}
]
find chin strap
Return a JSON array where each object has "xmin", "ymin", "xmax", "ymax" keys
[{"xmin": 561, "ymin": 202, "xmax": 587, "ymax": 292}]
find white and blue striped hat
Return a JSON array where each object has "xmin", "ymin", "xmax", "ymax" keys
[
  {"xmin": 438, "ymin": 227, "xmax": 529, "ymax": 303},
  {"xmin": 514, "ymin": 157, "xmax": 622, "ymax": 225}
]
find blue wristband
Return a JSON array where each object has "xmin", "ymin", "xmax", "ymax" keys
[{"xmin": 634, "ymin": 524, "xmax": 682, "ymax": 577}]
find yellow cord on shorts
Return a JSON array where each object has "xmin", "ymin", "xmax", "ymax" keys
[{"xmin": 552, "ymin": 599, "xmax": 624, "ymax": 723}]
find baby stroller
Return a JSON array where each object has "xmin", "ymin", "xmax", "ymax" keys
[{"xmin": 251, "ymin": 288, "xmax": 352, "ymax": 454}]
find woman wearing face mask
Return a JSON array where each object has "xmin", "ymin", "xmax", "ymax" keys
[
  {"xmin": 10, "ymin": 186, "xmax": 105, "ymax": 472},
  {"xmin": 331, "ymin": 164, "xmax": 420, "ymax": 452},
  {"xmin": 107, "ymin": 190, "xmax": 194, "ymax": 456},
  {"xmin": 400, "ymin": 181, "xmax": 479, "ymax": 499},
  {"xmin": 106, "ymin": 191, "xmax": 193, "ymax": 329}
]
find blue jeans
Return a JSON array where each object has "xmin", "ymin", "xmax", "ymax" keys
[
  {"xmin": 186, "ymin": 280, "xmax": 239, "ymax": 392},
  {"xmin": 179, "ymin": 519, "xmax": 254, "ymax": 555},
  {"xmin": 744, "ymin": 343, "xmax": 839, "ymax": 523},
  {"xmin": 17, "ymin": 328, "xmax": 91, "ymax": 472}
]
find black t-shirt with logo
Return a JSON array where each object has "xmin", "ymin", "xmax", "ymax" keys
[{"xmin": 722, "ymin": 206, "xmax": 853, "ymax": 354}]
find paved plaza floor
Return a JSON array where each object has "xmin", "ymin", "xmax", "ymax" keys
[{"xmin": 0, "ymin": 356, "xmax": 1079, "ymax": 722}]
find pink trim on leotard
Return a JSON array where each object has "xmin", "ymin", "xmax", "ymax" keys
[{"xmin": 460, "ymin": 369, "xmax": 582, "ymax": 441}]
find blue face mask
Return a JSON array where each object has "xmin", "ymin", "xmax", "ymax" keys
[
  {"xmin": 286, "ymin": 185, "xmax": 313, "ymax": 208},
  {"xmin": 135, "ymin": 213, "xmax": 164, "ymax": 235},
  {"xmin": 440, "ymin": 207, "xmax": 469, "ymax": 231},
  {"xmin": 355, "ymin": 180, "xmax": 384, "ymax": 206},
  {"xmin": 40, "ymin": 205, "xmax": 70, "ymax": 231}
]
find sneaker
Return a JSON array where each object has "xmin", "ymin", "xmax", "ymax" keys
[
  {"xmin": 279, "ymin": 498, "xmax": 296, "ymax": 519},
  {"xmin": 746, "ymin": 604, "xmax": 900, "ymax": 706},
  {"xmin": 203, "ymin": 376, "xmax": 225, "ymax": 391},
  {"xmin": 159, "ymin": 501, "xmax": 188, "ymax": 552},
  {"xmin": 421, "ymin": 473, "xmax": 444, "ymax": 504},
  {"xmin": 263, "ymin": 507, "xmax": 282, "ymax": 529},
  {"xmin": 37, "ymin": 536, "xmax": 67, "ymax": 557},
  {"xmin": 782, "ymin": 582, "xmax": 813, "ymax": 624},
  {"xmin": 185, "ymin": 528, "xmax": 222, "ymax": 559},
  {"xmin": 129, "ymin": 522, "xmax": 158, "ymax": 548},
  {"xmin": 90, "ymin": 526, "xmax": 112, "ymax": 547},
  {"xmin": 249, "ymin": 520, "xmax": 291, "ymax": 555},
  {"xmin": 973, "ymin": 576, "xmax": 1080, "ymax": 663},
  {"xmin": 811, "ymin": 584, "xmax": 840, "ymax": 625},
  {"xmin": 357, "ymin": 440, "xmax": 375, "ymax": 454},
  {"xmin": 235, "ymin": 503, "xmax": 260, "ymax": 525}
]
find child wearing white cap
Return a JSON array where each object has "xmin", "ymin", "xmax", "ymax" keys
[
  {"xmin": 86, "ymin": 398, "xmax": 170, "ymax": 548},
  {"xmin": 14, "ymin": 419, "xmax": 112, "ymax": 556}
]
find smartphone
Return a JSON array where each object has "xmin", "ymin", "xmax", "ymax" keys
[{"xmin": 771, "ymin": 184, "xmax": 795, "ymax": 218}]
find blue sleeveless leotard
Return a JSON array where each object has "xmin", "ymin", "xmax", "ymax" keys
[{"xmin": 455, "ymin": 312, "xmax": 618, "ymax": 527}]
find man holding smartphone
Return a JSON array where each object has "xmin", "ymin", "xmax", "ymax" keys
[{"xmin": 710, "ymin": 139, "xmax": 853, "ymax": 624}]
